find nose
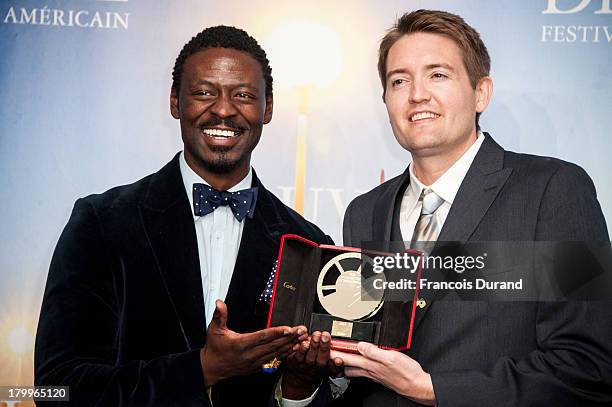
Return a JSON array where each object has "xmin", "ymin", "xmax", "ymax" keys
[
  {"xmin": 408, "ymin": 78, "xmax": 431, "ymax": 104},
  {"xmin": 210, "ymin": 93, "xmax": 238, "ymax": 118}
]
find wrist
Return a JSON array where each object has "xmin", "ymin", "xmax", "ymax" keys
[
  {"xmin": 200, "ymin": 347, "xmax": 221, "ymax": 387},
  {"xmin": 406, "ymin": 371, "xmax": 435, "ymax": 406},
  {"xmin": 420, "ymin": 372, "xmax": 436, "ymax": 405},
  {"xmin": 281, "ymin": 373, "xmax": 321, "ymax": 400}
]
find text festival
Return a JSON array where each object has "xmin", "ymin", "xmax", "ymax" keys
[{"xmin": 542, "ymin": 0, "xmax": 612, "ymax": 43}]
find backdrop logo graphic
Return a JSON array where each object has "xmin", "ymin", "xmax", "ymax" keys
[
  {"xmin": 543, "ymin": 0, "xmax": 611, "ymax": 14},
  {"xmin": 541, "ymin": 0, "xmax": 611, "ymax": 43},
  {"xmin": 3, "ymin": 3, "xmax": 130, "ymax": 30}
]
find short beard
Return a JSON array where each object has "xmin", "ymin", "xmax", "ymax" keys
[{"xmin": 199, "ymin": 146, "xmax": 238, "ymax": 174}]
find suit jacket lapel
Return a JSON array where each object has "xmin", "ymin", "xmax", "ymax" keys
[
  {"xmin": 412, "ymin": 134, "xmax": 513, "ymax": 331},
  {"xmin": 224, "ymin": 173, "xmax": 286, "ymax": 333},
  {"xmin": 138, "ymin": 154, "xmax": 206, "ymax": 351},
  {"xmin": 437, "ymin": 134, "xmax": 512, "ymax": 242}
]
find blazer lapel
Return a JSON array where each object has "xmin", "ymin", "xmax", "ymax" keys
[
  {"xmin": 138, "ymin": 154, "xmax": 206, "ymax": 351},
  {"xmin": 438, "ymin": 134, "xmax": 512, "ymax": 242},
  {"xmin": 224, "ymin": 174, "xmax": 286, "ymax": 333},
  {"xmin": 412, "ymin": 134, "xmax": 513, "ymax": 331}
]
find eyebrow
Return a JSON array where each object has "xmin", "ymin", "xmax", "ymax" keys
[
  {"xmin": 386, "ymin": 63, "xmax": 456, "ymax": 79},
  {"xmin": 193, "ymin": 79, "xmax": 260, "ymax": 91},
  {"xmin": 192, "ymin": 79, "xmax": 216, "ymax": 87},
  {"xmin": 425, "ymin": 63, "xmax": 455, "ymax": 72}
]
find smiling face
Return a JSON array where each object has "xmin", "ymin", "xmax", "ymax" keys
[
  {"xmin": 384, "ymin": 32, "xmax": 491, "ymax": 162},
  {"xmin": 170, "ymin": 47, "xmax": 272, "ymax": 189}
]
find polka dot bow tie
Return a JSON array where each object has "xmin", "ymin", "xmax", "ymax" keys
[{"xmin": 192, "ymin": 184, "xmax": 258, "ymax": 222}]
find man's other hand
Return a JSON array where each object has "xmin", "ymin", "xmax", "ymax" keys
[
  {"xmin": 331, "ymin": 342, "xmax": 435, "ymax": 406},
  {"xmin": 200, "ymin": 300, "xmax": 307, "ymax": 386},
  {"xmin": 282, "ymin": 331, "xmax": 344, "ymax": 400}
]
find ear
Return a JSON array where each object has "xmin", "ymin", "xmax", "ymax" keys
[
  {"xmin": 170, "ymin": 87, "xmax": 180, "ymax": 119},
  {"xmin": 475, "ymin": 76, "xmax": 493, "ymax": 113},
  {"xmin": 263, "ymin": 95, "xmax": 273, "ymax": 124}
]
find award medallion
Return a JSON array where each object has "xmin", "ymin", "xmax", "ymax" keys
[{"xmin": 316, "ymin": 252, "xmax": 385, "ymax": 321}]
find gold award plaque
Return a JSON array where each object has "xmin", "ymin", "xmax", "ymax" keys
[
  {"xmin": 331, "ymin": 320, "xmax": 354, "ymax": 338},
  {"xmin": 316, "ymin": 252, "xmax": 385, "ymax": 321}
]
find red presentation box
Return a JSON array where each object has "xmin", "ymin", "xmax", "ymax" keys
[{"xmin": 267, "ymin": 234, "xmax": 422, "ymax": 353}]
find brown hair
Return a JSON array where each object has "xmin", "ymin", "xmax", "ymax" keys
[{"xmin": 378, "ymin": 9, "xmax": 491, "ymax": 98}]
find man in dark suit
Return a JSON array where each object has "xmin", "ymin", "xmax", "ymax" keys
[
  {"xmin": 331, "ymin": 9, "xmax": 612, "ymax": 406},
  {"xmin": 35, "ymin": 26, "xmax": 332, "ymax": 406}
]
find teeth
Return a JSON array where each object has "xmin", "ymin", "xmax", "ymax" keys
[
  {"xmin": 410, "ymin": 112, "xmax": 439, "ymax": 122},
  {"xmin": 202, "ymin": 129, "xmax": 237, "ymax": 138}
]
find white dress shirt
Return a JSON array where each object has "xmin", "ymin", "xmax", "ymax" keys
[
  {"xmin": 180, "ymin": 152, "xmax": 347, "ymax": 406},
  {"xmin": 180, "ymin": 152, "xmax": 329, "ymax": 406},
  {"xmin": 179, "ymin": 151, "xmax": 251, "ymax": 326},
  {"xmin": 400, "ymin": 132, "xmax": 485, "ymax": 242}
]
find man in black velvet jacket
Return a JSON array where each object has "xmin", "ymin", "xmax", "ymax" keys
[{"xmin": 35, "ymin": 26, "xmax": 331, "ymax": 406}]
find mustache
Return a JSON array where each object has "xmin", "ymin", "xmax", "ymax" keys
[{"xmin": 198, "ymin": 117, "xmax": 247, "ymax": 132}]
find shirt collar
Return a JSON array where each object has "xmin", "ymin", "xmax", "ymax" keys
[
  {"xmin": 179, "ymin": 151, "xmax": 253, "ymax": 218},
  {"xmin": 408, "ymin": 131, "xmax": 484, "ymax": 204}
]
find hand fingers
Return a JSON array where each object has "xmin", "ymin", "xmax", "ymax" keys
[
  {"xmin": 241, "ymin": 325, "xmax": 302, "ymax": 347},
  {"xmin": 344, "ymin": 366, "xmax": 371, "ymax": 379},
  {"xmin": 292, "ymin": 325, "xmax": 309, "ymax": 342},
  {"xmin": 292, "ymin": 340, "xmax": 309, "ymax": 363},
  {"xmin": 356, "ymin": 341, "xmax": 388, "ymax": 363},
  {"xmin": 329, "ymin": 349, "xmax": 349, "ymax": 363},
  {"xmin": 247, "ymin": 332, "xmax": 304, "ymax": 366},
  {"xmin": 210, "ymin": 300, "xmax": 228, "ymax": 330},
  {"xmin": 305, "ymin": 331, "xmax": 321, "ymax": 365},
  {"xmin": 295, "ymin": 326, "xmax": 307, "ymax": 339},
  {"xmin": 277, "ymin": 346, "xmax": 299, "ymax": 362},
  {"xmin": 292, "ymin": 335, "xmax": 310, "ymax": 352},
  {"xmin": 328, "ymin": 357, "xmax": 344, "ymax": 377},
  {"xmin": 297, "ymin": 332, "xmax": 309, "ymax": 342},
  {"xmin": 330, "ymin": 349, "xmax": 368, "ymax": 369},
  {"xmin": 315, "ymin": 332, "xmax": 331, "ymax": 367}
]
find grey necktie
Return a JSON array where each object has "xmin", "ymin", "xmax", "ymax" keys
[{"xmin": 410, "ymin": 188, "xmax": 445, "ymax": 250}]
